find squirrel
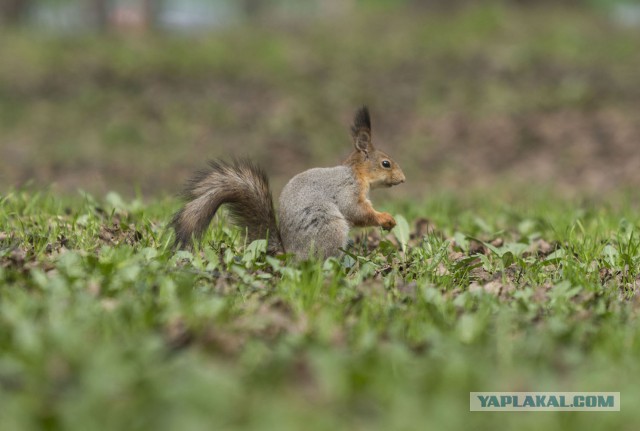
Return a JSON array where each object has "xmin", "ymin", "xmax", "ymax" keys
[{"xmin": 170, "ymin": 106, "xmax": 406, "ymax": 259}]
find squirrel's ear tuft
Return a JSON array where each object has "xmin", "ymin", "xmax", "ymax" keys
[
  {"xmin": 351, "ymin": 106, "xmax": 373, "ymax": 154},
  {"xmin": 352, "ymin": 106, "xmax": 371, "ymax": 132}
]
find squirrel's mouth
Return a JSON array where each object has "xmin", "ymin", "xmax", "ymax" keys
[{"xmin": 373, "ymin": 178, "xmax": 405, "ymax": 189}]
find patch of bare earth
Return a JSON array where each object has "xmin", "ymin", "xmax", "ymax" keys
[{"xmin": 416, "ymin": 109, "xmax": 640, "ymax": 193}]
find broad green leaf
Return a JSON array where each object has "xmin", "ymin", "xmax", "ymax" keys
[{"xmin": 393, "ymin": 214, "xmax": 410, "ymax": 253}]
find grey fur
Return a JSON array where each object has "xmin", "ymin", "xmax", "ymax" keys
[{"xmin": 278, "ymin": 166, "xmax": 359, "ymax": 259}]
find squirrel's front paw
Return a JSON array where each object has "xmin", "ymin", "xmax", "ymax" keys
[{"xmin": 379, "ymin": 212, "xmax": 396, "ymax": 231}]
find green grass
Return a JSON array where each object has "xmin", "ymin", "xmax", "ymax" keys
[
  {"xmin": 1, "ymin": 189, "xmax": 639, "ymax": 430},
  {"xmin": 2, "ymin": 2, "xmax": 640, "ymax": 429}
]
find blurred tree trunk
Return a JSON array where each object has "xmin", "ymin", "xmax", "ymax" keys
[
  {"xmin": 94, "ymin": 0, "xmax": 109, "ymax": 30},
  {"xmin": 142, "ymin": 0, "xmax": 158, "ymax": 31},
  {"xmin": 241, "ymin": 0, "xmax": 266, "ymax": 19},
  {"xmin": 93, "ymin": 0, "xmax": 159, "ymax": 32},
  {"xmin": 0, "ymin": 0, "xmax": 31, "ymax": 25}
]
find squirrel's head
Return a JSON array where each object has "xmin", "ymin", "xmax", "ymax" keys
[{"xmin": 345, "ymin": 106, "xmax": 406, "ymax": 189}]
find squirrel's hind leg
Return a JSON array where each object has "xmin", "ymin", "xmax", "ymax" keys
[
  {"xmin": 283, "ymin": 207, "xmax": 349, "ymax": 259},
  {"xmin": 310, "ymin": 216, "xmax": 350, "ymax": 259}
]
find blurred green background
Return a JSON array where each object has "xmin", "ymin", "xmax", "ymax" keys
[{"xmin": 1, "ymin": 0, "xmax": 640, "ymax": 199}]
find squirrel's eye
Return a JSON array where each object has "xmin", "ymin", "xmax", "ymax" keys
[{"xmin": 381, "ymin": 160, "xmax": 391, "ymax": 169}]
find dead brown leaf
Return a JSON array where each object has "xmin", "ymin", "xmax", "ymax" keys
[{"xmin": 98, "ymin": 223, "xmax": 143, "ymax": 246}]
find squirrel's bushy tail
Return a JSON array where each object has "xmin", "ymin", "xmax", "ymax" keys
[{"xmin": 171, "ymin": 159, "xmax": 283, "ymax": 254}]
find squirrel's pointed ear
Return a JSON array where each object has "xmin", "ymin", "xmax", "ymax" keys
[{"xmin": 351, "ymin": 106, "xmax": 374, "ymax": 154}]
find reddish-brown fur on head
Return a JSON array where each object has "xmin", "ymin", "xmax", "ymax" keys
[{"xmin": 344, "ymin": 106, "xmax": 406, "ymax": 189}]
